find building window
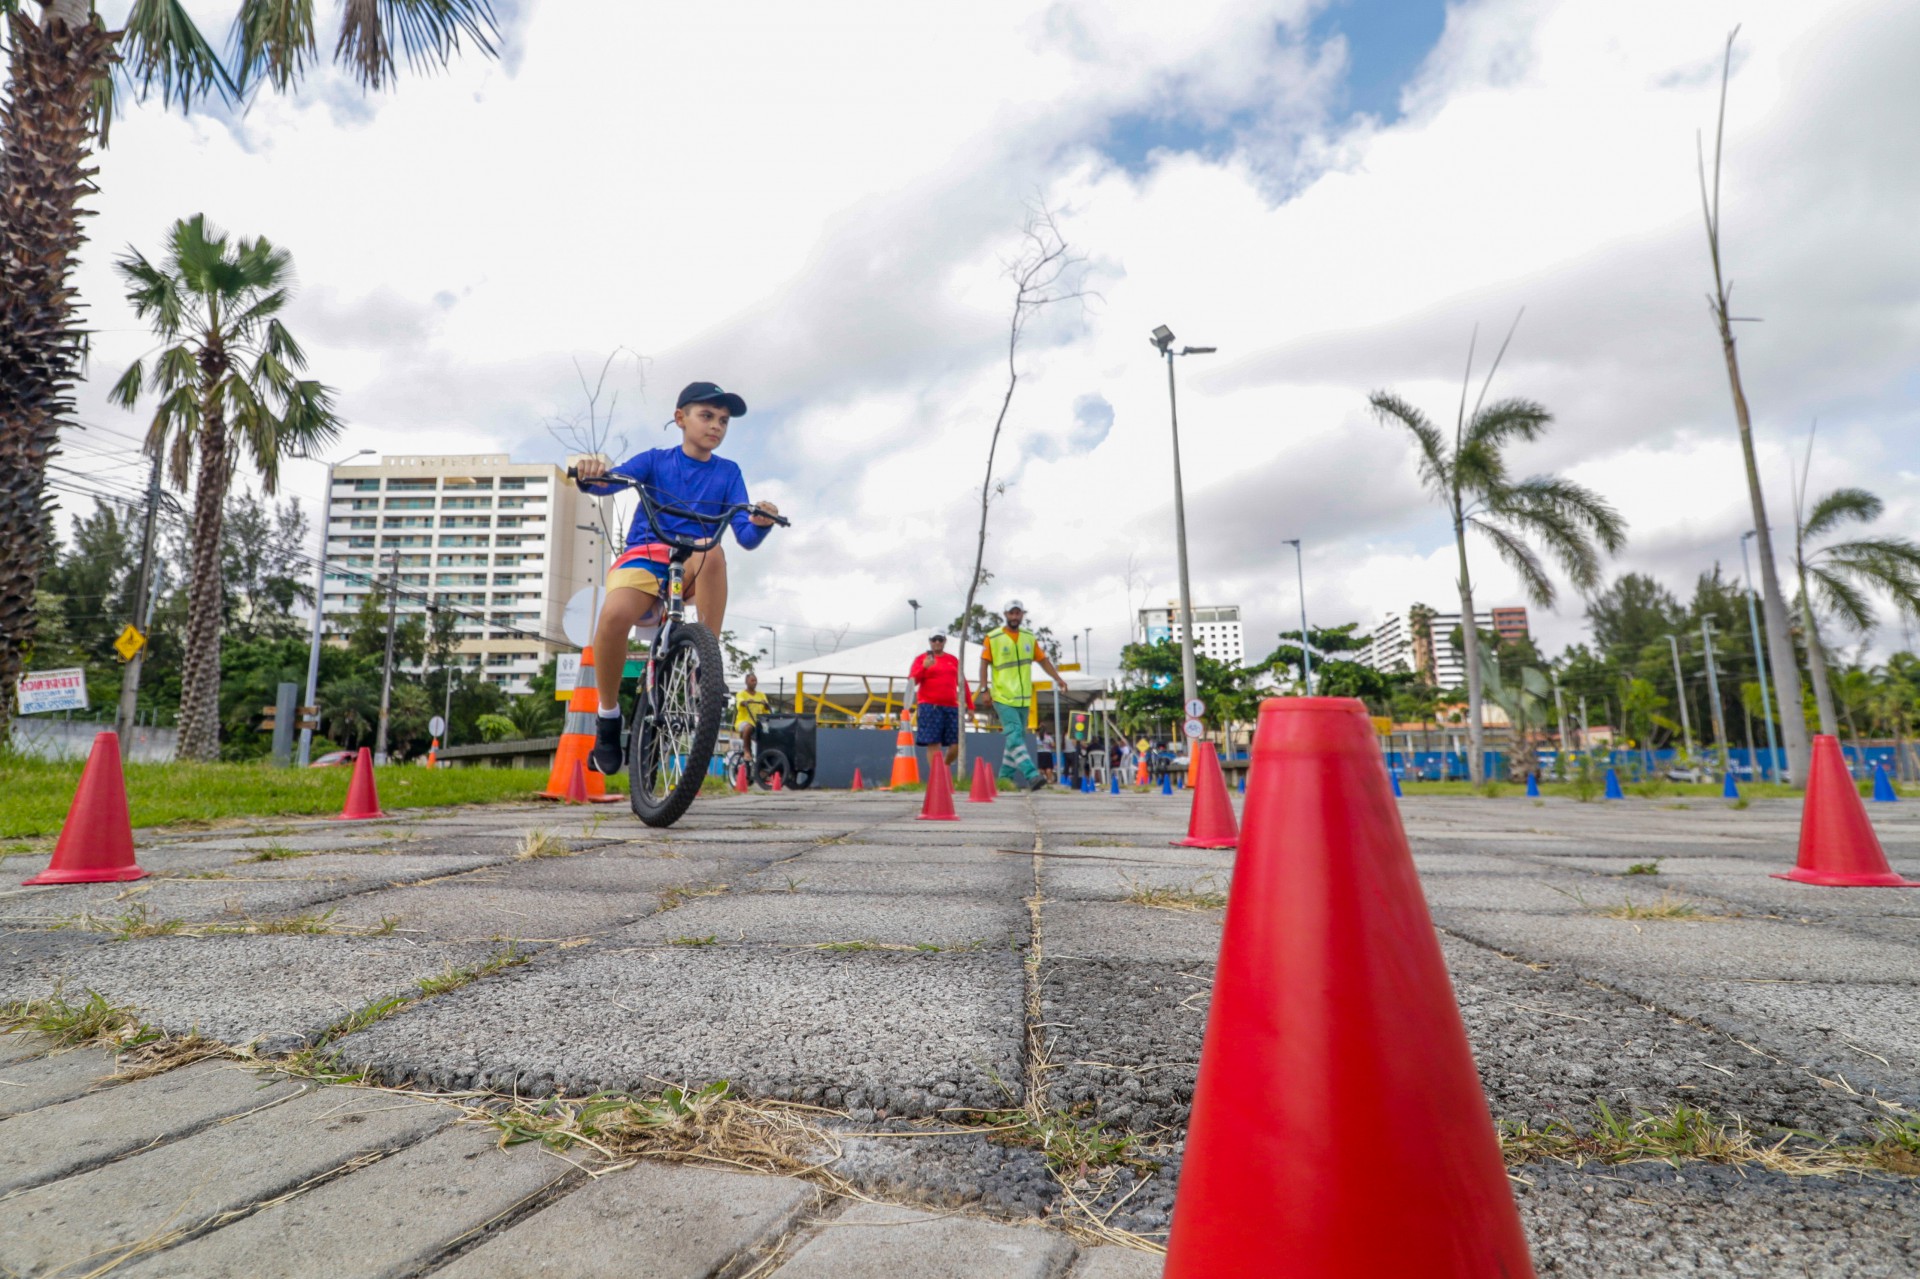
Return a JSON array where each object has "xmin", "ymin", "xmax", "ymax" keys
[
  {"xmin": 387, "ymin": 478, "xmax": 436, "ymax": 491},
  {"xmin": 443, "ymin": 477, "xmax": 493, "ymax": 490},
  {"xmin": 441, "ymin": 515, "xmax": 491, "ymax": 529},
  {"xmin": 442, "ymin": 496, "xmax": 491, "ymax": 510},
  {"xmin": 341, "ymin": 478, "xmax": 379, "ymax": 492},
  {"xmin": 347, "ymin": 517, "xmax": 376, "ymax": 530}
]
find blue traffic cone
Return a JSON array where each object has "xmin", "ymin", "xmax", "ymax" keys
[
  {"xmin": 1873, "ymin": 763, "xmax": 1898, "ymax": 803},
  {"xmin": 1390, "ymin": 771, "xmax": 1403, "ymax": 798},
  {"xmin": 1110, "ymin": 773, "xmax": 1120, "ymax": 796},
  {"xmin": 1238, "ymin": 771, "xmax": 1246, "ymax": 793},
  {"xmin": 1722, "ymin": 771, "xmax": 1740, "ymax": 800},
  {"xmin": 1525, "ymin": 774, "xmax": 1540, "ymax": 798},
  {"xmin": 1161, "ymin": 773, "xmax": 1173, "ymax": 796},
  {"xmin": 1603, "ymin": 768, "xmax": 1625, "ymax": 800}
]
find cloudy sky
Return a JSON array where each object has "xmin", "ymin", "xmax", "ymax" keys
[{"xmin": 52, "ymin": 0, "xmax": 1920, "ymax": 675}]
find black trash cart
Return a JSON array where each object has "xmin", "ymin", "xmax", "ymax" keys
[{"xmin": 755, "ymin": 713, "xmax": 817, "ymax": 790}]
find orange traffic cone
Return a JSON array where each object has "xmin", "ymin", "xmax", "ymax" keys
[
  {"xmin": 1773, "ymin": 735, "xmax": 1920, "ymax": 887},
  {"xmin": 850, "ymin": 768, "xmax": 864, "ymax": 792},
  {"xmin": 24, "ymin": 732, "xmax": 148, "ymax": 885},
  {"xmin": 967, "ymin": 756, "xmax": 997, "ymax": 804},
  {"xmin": 538, "ymin": 647, "xmax": 622, "ymax": 803},
  {"xmin": 1135, "ymin": 755, "xmax": 1149, "ymax": 787},
  {"xmin": 918, "ymin": 751, "xmax": 958, "ymax": 822},
  {"xmin": 564, "ymin": 759, "xmax": 590, "ymax": 804},
  {"xmin": 334, "ymin": 747, "xmax": 387, "ymax": 821},
  {"xmin": 1163, "ymin": 697, "xmax": 1533, "ymax": 1278},
  {"xmin": 1173, "ymin": 741, "xmax": 1238, "ymax": 849},
  {"xmin": 888, "ymin": 728, "xmax": 920, "ymax": 789}
]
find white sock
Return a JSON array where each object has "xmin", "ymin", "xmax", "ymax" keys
[{"xmin": 598, "ymin": 706, "xmax": 621, "ymax": 720}]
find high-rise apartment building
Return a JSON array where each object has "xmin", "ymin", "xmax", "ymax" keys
[
  {"xmin": 1356, "ymin": 604, "xmax": 1529, "ymax": 690},
  {"xmin": 1134, "ymin": 603, "xmax": 1245, "ymax": 665},
  {"xmin": 322, "ymin": 455, "xmax": 602, "ymax": 694}
]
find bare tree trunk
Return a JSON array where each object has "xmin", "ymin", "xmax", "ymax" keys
[
  {"xmin": 177, "ymin": 404, "xmax": 231, "ymax": 761},
  {"xmin": 1700, "ymin": 29, "xmax": 1810, "ymax": 787},
  {"xmin": 1454, "ymin": 523, "xmax": 1485, "ymax": 784},
  {"xmin": 1796, "ymin": 590, "xmax": 1838, "ymax": 738}
]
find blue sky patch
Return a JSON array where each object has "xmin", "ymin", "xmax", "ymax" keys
[{"xmin": 1311, "ymin": 0, "xmax": 1450, "ymax": 122}]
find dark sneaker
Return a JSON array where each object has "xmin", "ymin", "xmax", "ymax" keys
[
  {"xmin": 1024, "ymin": 774, "xmax": 1049, "ymax": 793},
  {"xmin": 589, "ymin": 716, "xmax": 623, "ymax": 775}
]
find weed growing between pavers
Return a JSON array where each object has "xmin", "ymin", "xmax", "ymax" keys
[
  {"xmin": 244, "ymin": 843, "xmax": 313, "ymax": 862},
  {"xmin": 959, "ymin": 1104, "xmax": 1151, "ymax": 1179},
  {"xmin": 1500, "ymin": 1102, "xmax": 1920, "ymax": 1177},
  {"xmin": 416, "ymin": 946, "xmax": 531, "ymax": 997},
  {"xmin": 1, "ymin": 988, "xmax": 160, "ymax": 1051},
  {"xmin": 55, "ymin": 903, "xmax": 402, "ymax": 940},
  {"xmin": 1120, "ymin": 874, "xmax": 1226, "ymax": 913},
  {"xmin": 657, "ymin": 882, "xmax": 729, "ymax": 911},
  {"xmin": 1595, "ymin": 893, "xmax": 1717, "ymax": 921},
  {"xmin": 670, "ymin": 934, "xmax": 720, "ymax": 947},
  {"xmin": 1624, "ymin": 860, "xmax": 1662, "ymax": 876},
  {"xmin": 516, "ymin": 830, "xmax": 573, "ymax": 860}
]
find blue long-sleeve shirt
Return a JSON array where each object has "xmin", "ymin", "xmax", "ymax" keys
[{"xmin": 579, "ymin": 446, "xmax": 769, "ymax": 551}]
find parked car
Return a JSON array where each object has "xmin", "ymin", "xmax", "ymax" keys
[{"xmin": 309, "ymin": 750, "xmax": 357, "ymax": 768}]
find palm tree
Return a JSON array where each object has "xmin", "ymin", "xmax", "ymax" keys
[
  {"xmin": 110, "ymin": 214, "xmax": 340, "ymax": 759},
  {"xmin": 1371, "ymin": 386, "xmax": 1626, "ymax": 783},
  {"xmin": 0, "ymin": 0, "xmax": 497, "ymax": 746},
  {"xmin": 1789, "ymin": 486, "xmax": 1920, "ymax": 740}
]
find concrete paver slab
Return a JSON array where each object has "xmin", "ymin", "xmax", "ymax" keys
[
  {"xmin": 1043, "ymin": 900, "xmax": 1223, "ymax": 963},
  {"xmin": 613, "ymin": 891, "xmax": 1026, "ymax": 949},
  {"xmin": 1042, "ymin": 958, "xmax": 1208, "ymax": 1132},
  {"xmin": 766, "ymin": 857, "xmax": 1029, "ymax": 897},
  {"xmin": 1072, "ymin": 1247, "xmax": 1165, "ymax": 1278},
  {"xmin": 325, "ymin": 884, "xmax": 656, "ymax": 940},
  {"xmin": 217, "ymin": 851, "xmax": 514, "ymax": 883},
  {"xmin": 775, "ymin": 1202, "xmax": 1075, "ymax": 1279},
  {"xmin": 0, "ymin": 1027, "xmax": 52, "ymax": 1066},
  {"xmin": 0, "ymin": 1045, "xmax": 118, "ymax": 1116},
  {"xmin": 436, "ymin": 1160, "xmax": 817, "ymax": 1279},
  {"xmin": 118, "ymin": 1122, "xmax": 566, "ymax": 1278},
  {"xmin": 0, "ymin": 1085, "xmax": 448, "ymax": 1277},
  {"xmin": 0, "ymin": 877, "xmax": 363, "ymax": 927},
  {"xmin": 336, "ymin": 945, "xmax": 1025, "ymax": 1115}
]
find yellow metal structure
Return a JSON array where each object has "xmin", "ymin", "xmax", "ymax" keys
[{"xmin": 790, "ymin": 672, "xmax": 912, "ymax": 728}]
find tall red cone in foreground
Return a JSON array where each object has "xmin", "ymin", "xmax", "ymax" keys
[
  {"xmin": 25, "ymin": 733, "xmax": 148, "ymax": 885},
  {"xmin": 334, "ymin": 747, "xmax": 387, "ymax": 821},
  {"xmin": 1164, "ymin": 697, "xmax": 1534, "ymax": 1279},
  {"xmin": 918, "ymin": 751, "xmax": 959, "ymax": 822},
  {"xmin": 1172, "ymin": 741, "xmax": 1238, "ymax": 849},
  {"xmin": 967, "ymin": 757, "xmax": 997, "ymax": 804},
  {"xmin": 1773, "ymin": 735, "xmax": 1920, "ymax": 887}
]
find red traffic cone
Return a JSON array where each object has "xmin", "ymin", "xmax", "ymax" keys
[
  {"xmin": 333, "ymin": 747, "xmax": 386, "ymax": 820},
  {"xmin": 967, "ymin": 756, "xmax": 997, "ymax": 804},
  {"xmin": 1164, "ymin": 697, "xmax": 1533, "ymax": 1279},
  {"xmin": 918, "ymin": 751, "xmax": 959, "ymax": 822},
  {"xmin": 770, "ymin": 768, "xmax": 784, "ymax": 792},
  {"xmin": 1172, "ymin": 741, "xmax": 1238, "ymax": 849},
  {"xmin": 564, "ymin": 759, "xmax": 590, "ymax": 804},
  {"xmin": 1773, "ymin": 735, "xmax": 1920, "ymax": 887},
  {"xmin": 24, "ymin": 732, "xmax": 148, "ymax": 885},
  {"xmin": 850, "ymin": 767, "xmax": 865, "ymax": 792},
  {"xmin": 735, "ymin": 763, "xmax": 751, "ymax": 793}
]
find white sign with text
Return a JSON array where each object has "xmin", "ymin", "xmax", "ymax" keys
[{"xmin": 17, "ymin": 668, "xmax": 88, "ymax": 715}]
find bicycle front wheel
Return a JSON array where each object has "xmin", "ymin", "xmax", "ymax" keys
[{"xmin": 629, "ymin": 623, "xmax": 726, "ymax": 827}]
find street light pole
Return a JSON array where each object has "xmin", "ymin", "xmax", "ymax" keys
[
  {"xmin": 1150, "ymin": 325, "xmax": 1216, "ymax": 726},
  {"xmin": 1284, "ymin": 538, "xmax": 1313, "ymax": 695},
  {"xmin": 758, "ymin": 624, "xmax": 777, "ymax": 671},
  {"xmin": 297, "ymin": 448, "xmax": 373, "ymax": 767},
  {"xmin": 113, "ymin": 454, "xmax": 166, "ymax": 760},
  {"xmin": 374, "ymin": 548, "xmax": 401, "ymax": 764},
  {"xmin": 1665, "ymin": 634, "xmax": 1695, "ymax": 762},
  {"xmin": 1739, "ymin": 531, "xmax": 1784, "ymax": 782},
  {"xmin": 1702, "ymin": 619, "xmax": 1730, "ymax": 774},
  {"xmin": 909, "ymin": 599, "xmax": 920, "ymax": 631}
]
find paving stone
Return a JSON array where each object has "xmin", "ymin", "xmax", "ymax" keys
[
  {"xmin": 335, "ymin": 945, "xmax": 1025, "ymax": 1115},
  {"xmin": 613, "ymin": 891, "xmax": 1025, "ymax": 949},
  {"xmin": 0, "ymin": 935, "xmax": 503, "ymax": 1050},
  {"xmin": 776, "ymin": 1201, "xmax": 1075, "ymax": 1278},
  {"xmin": 0, "ymin": 1027, "xmax": 52, "ymax": 1066},
  {"xmin": 1041, "ymin": 958, "xmax": 1208, "ymax": 1131},
  {"xmin": 0, "ymin": 877, "xmax": 364, "ymax": 928},
  {"xmin": 118, "ymin": 1122, "xmax": 567, "ymax": 1279},
  {"xmin": 762, "ymin": 856, "xmax": 1027, "ymax": 897},
  {"xmin": 1043, "ymin": 900, "xmax": 1222, "ymax": 963},
  {"xmin": 1040, "ymin": 859, "xmax": 1232, "ymax": 902},
  {"xmin": 1071, "ymin": 1246, "xmax": 1165, "ymax": 1278},
  {"xmin": 325, "ymin": 883, "xmax": 657, "ymax": 940},
  {"xmin": 0, "ymin": 1045, "xmax": 118, "ymax": 1116},
  {"xmin": 436, "ymin": 1161, "xmax": 817, "ymax": 1279},
  {"xmin": 0, "ymin": 1062, "xmax": 305, "ymax": 1196},
  {"xmin": 0, "ymin": 1086, "xmax": 448, "ymax": 1277},
  {"xmin": 217, "ymin": 851, "xmax": 514, "ymax": 883}
]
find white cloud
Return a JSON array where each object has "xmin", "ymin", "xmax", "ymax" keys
[{"xmin": 53, "ymin": 0, "xmax": 1920, "ymax": 673}]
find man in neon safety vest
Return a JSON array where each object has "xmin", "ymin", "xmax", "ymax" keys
[{"xmin": 976, "ymin": 599, "xmax": 1067, "ymax": 792}]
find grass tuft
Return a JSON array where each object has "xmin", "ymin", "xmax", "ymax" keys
[
  {"xmin": 1502, "ymin": 1102, "xmax": 1920, "ymax": 1177},
  {"xmin": 658, "ymin": 882, "xmax": 729, "ymax": 911},
  {"xmin": 670, "ymin": 934, "xmax": 720, "ymax": 947},
  {"xmin": 0, "ymin": 989, "xmax": 159, "ymax": 1052},
  {"xmin": 486, "ymin": 1079, "xmax": 835, "ymax": 1174},
  {"xmin": 516, "ymin": 830, "xmax": 574, "ymax": 860},
  {"xmin": 1120, "ymin": 874, "xmax": 1226, "ymax": 912},
  {"xmin": 1624, "ymin": 860, "xmax": 1662, "ymax": 876},
  {"xmin": 960, "ymin": 1104, "xmax": 1150, "ymax": 1179},
  {"xmin": 244, "ymin": 843, "xmax": 312, "ymax": 862},
  {"xmin": 416, "ymin": 945, "xmax": 529, "ymax": 998},
  {"xmin": 1595, "ymin": 893, "xmax": 1710, "ymax": 921}
]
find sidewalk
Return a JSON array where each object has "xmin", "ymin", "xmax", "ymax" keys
[{"xmin": 2, "ymin": 788, "xmax": 1917, "ymax": 1276}]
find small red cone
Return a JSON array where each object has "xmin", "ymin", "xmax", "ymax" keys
[
  {"xmin": 564, "ymin": 759, "xmax": 590, "ymax": 804},
  {"xmin": 333, "ymin": 747, "xmax": 386, "ymax": 820},
  {"xmin": 1164, "ymin": 697, "xmax": 1534, "ymax": 1278},
  {"xmin": 735, "ymin": 763, "xmax": 751, "ymax": 793},
  {"xmin": 1773, "ymin": 735, "xmax": 1920, "ymax": 887},
  {"xmin": 1172, "ymin": 741, "xmax": 1238, "ymax": 849},
  {"xmin": 850, "ymin": 767, "xmax": 865, "ymax": 792},
  {"xmin": 770, "ymin": 768, "xmax": 784, "ymax": 792},
  {"xmin": 967, "ymin": 757, "xmax": 997, "ymax": 804},
  {"xmin": 918, "ymin": 751, "xmax": 959, "ymax": 822},
  {"xmin": 24, "ymin": 732, "xmax": 147, "ymax": 885}
]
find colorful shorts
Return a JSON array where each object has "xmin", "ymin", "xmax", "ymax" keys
[
  {"xmin": 607, "ymin": 543, "xmax": 672, "ymax": 595},
  {"xmin": 915, "ymin": 704, "xmax": 959, "ymax": 747}
]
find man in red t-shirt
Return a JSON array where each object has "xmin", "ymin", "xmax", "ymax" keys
[{"xmin": 908, "ymin": 632, "xmax": 970, "ymax": 769}]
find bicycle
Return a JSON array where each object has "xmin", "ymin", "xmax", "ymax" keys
[{"xmin": 567, "ymin": 467, "xmax": 791, "ymax": 826}]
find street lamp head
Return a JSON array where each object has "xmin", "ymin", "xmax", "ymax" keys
[
  {"xmin": 908, "ymin": 599, "xmax": 920, "ymax": 609},
  {"xmin": 1150, "ymin": 325, "xmax": 1175, "ymax": 352},
  {"xmin": 1741, "ymin": 529, "xmax": 1757, "ymax": 543},
  {"xmin": 1282, "ymin": 538, "xmax": 1301, "ymax": 549}
]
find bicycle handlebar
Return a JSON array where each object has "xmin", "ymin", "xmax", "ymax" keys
[{"xmin": 566, "ymin": 465, "xmax": 791, "ymax": 554}]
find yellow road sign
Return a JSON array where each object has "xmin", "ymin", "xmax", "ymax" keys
[{"xmin": 113, "ymin": 624, "xmax": 146, "ymax": 662}]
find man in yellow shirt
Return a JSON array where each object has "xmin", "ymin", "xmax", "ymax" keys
[
  {"xmin": 976, "ymin": 600, "xmax": 1065, "ymax": 792},
  {"xmin": 734, "ymin": 672, "xmax": 771, "ymax": 760}
]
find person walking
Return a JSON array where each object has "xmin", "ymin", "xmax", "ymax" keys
[
  {"xmin": 908, "ymin": 632, "xmax": 969, "ymax": 771},
  {"xmin": 977, "ymin": 600, "xmax": 1064, "ymax": 792}
]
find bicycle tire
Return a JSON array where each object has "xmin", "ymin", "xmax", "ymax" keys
[
  {"xmin": 629, "ymin": 623, "xmax": 726, "ymax": 827},
  {"xmin": 756, "ymin": 748, "xmax": 789, "ymax": 791}
]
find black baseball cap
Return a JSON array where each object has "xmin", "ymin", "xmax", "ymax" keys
[{"xmin": 676, "ymin": 381, "xmax": 747, "ymax": 417}]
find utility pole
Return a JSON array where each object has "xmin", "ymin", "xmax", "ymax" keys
[
  {"xmin": 374, "ymin": 549, "xmax": 401, "ymax": 764},
  {"xmin": 442, "ymin": 664, "xmax": 458, "ymax": 750},
  {"xmin": 113, "ymin": 455, "xmax": 165, "ymax": 760},
  {"xmin": 298, "ymin": 449, "xmax": 373, "ymax": 766},
  {"xmin": 1702, "ymin": 619, "xmax": 1729, "ymax": 774},
  {"xmin": 1552, "ymin": 674, "xmax": 1569, "ymax": 774},
  {"xmin": 1739, "ymin": 531, "xmax": 1784, "ymax": 782},
  {"xmin": 1284, "ymin": 539, "xmax": 1313, "ymax": 694},
  {"xmin": 1665, "ymin": 635, "xmax": 1695, "ymax": 762},
  {"xmin": 1150, "ymin": 326, "xmax": 1215, "ymax": 730}
]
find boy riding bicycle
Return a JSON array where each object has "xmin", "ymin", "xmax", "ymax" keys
[
  {"xmin": 573, "ymin": 381, "xmax": 781, "ymax": 775},
  {"xmin": 734, "ymin": 671, "xmax": 771, "ymax": 761}
]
